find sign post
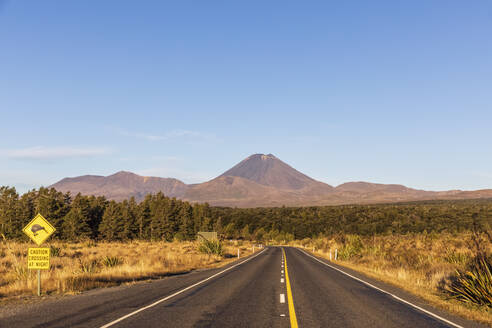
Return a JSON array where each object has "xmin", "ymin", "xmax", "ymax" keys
[{"xmin": 22, "ymin": 214, "xmax": 55, "ymax": 296}]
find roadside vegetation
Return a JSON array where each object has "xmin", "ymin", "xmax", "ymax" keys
[
  {"xmin": 0, "ymin": 239, "xmax": 253, "ymax": 301},
  {"xmin": 198, "ymin": 238, "xmax": 224, "ymax": 256}
]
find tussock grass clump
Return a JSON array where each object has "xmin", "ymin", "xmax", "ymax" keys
[
  {"xmin": 444, "ymin": 252, "xmax": 470, "ymax": 265},
  {"xmin": 444, "ymin": 256, "xmax": 492, "ymax": 307},
  {"xmin": 84, "ymin": 240, "xmax": 98, "ymax": 248},
  {"xmin": 13, "ymin": 266, "xmax": 31, "ymax": 280},
  {"xmin": 50, "ymin": 246, "xmax": 61, "ymax": 257},
  {"xmin": 198, "ymin": 239, "xmax": 223, "ymax": 256},
  {"xmin": 102, "ymin": 256, "xmax": 122, "ymax": 268},
  {"xmin": 79, "ymin": 259, "xmax": 99, "ymax": 274}
]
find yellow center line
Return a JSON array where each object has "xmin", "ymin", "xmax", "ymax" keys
[{"xmin": 282, "ymin": 247, "xmax": 298, "ymax": 328}]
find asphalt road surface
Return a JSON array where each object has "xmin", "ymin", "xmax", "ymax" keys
[{"xmin": 0, "ymin": 247, "xmax": 486, "ymax": 328}]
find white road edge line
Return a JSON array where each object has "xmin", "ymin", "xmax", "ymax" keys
[
  {"xmin": 281, "ymin": 278, "xmax": 285, "ymax": 283},
  {"xmin": 298, "ymin": 249, "xmax": 464, "ymax": 328},
  {"xmin": 280, "ymin": 293, "xmax": 286, "ymax": 303},
  {"xmin": 99, "ymin": 248, "xmax": 268, "ymax": 328}
]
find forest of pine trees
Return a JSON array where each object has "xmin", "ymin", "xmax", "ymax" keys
[{"xmin": 0, "ymin": 186, "xmax": 491, "ymax": 242}]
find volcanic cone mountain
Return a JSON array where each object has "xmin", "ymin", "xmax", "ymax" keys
[
  {"xmin": 219, "ymin": 154, "xmax": 332, "ymax": 190},
  {"xmin": 183, "ymin": 154, "xmax": 334, "ymax": 207}
]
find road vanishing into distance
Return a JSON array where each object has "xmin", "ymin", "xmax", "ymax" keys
[{"xmin": 0, "ymin": 247, "xmax": 486, "ymax": 328}]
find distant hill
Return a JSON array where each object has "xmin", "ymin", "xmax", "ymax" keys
[
  {"xmin": 51, "ymin": 171, "xmax": 188, "ymax": 201},
  {"xmin": 49, "ymin": 154, "xmax": 492, "ymax": 206}
]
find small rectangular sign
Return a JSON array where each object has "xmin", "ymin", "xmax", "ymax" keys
[
  {"xmin": 197, "ymin": 231, "xmax": 218, "ymax": 241},
  {"xmin": 28, "ymin": 248, "xmax": 50, "ymax": 270}
]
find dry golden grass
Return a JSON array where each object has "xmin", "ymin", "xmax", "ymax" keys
[
  {"xmin": 293, "ymin": 233, "xmax": 492, "ymax": 326},
  {"xmin": 0, "ymin": 239, "xmax": 255, "ymax": 302}
]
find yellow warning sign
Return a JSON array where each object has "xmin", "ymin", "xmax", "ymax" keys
[
  {"xmin": 27, "ymin": 248, "xmax": 50, "ymax": 270},
  {"xmin": 22, "ymin": 214, "xmax": 56, "ymax": 246}
]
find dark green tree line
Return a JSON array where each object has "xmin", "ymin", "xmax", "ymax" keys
[{"xmin": 0, "ymin": 186, "xmax": 490, "ymax": 242}]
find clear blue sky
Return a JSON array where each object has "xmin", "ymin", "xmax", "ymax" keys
[{"xmin": 1, "ymin": 1, "xmax": 491, "ymax": 193}]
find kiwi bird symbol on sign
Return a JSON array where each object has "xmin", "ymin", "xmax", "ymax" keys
[
  {"xmin": 22, "ymin": 214, "xmax": 56, "ymax": 246},
  {"xmin": 31, "ymin": 224, "xmax": 46, "ymax": 236}
]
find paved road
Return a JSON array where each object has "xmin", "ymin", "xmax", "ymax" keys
[{"xmin": 0, "ymin": 247, "xmax": 486, "ymax": 328}]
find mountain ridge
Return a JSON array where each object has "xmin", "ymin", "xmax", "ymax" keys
[
  {"xmin": 52, "ymin": 171, "xmax": 188, "ymax": 201},
  {"xmin": 49, "ymin": 154, "xmax": 492, "ymax": 206}
]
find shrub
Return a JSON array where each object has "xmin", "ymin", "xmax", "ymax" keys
[
  {"xmin": 444, "ymin": 252, "xmax": 470, "ymax": 265},
  {"xmin": 50, "ymin": 246, "xmax": 61, "ymax": 257},
  {"xmin": 339, "ymin": 235, "xmax": 364, "ymax": 260},
  {"xmin": 174, "ymin": 232, "xmax": 186, "ymax": 242},
  {"xmin": 14, "ymin": 266, "xmax": 30, "ymax": 280},
  {"xmin": 102, "ymin": 256, "xmax": 122, "ymax": 268},
  {"xmin": 444, "ymin": 256, "xmax": 492, "ymax": 307},
  {"xmin": 198, "ymin": 239, "xmax": 223, "ymax": 256},
  {"xmin": 78, "ymin": 259, "xmax": 99, "ymax": 274},
  {"xmin": 84, "ymin": 240, "xmax": 97, "ymax": 248}
]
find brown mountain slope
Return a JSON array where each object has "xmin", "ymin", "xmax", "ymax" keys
[
  {"xmin": 330, "ymin": 181, "xmax": 434, "ymax": 203},
  {"xmin": 184, "ymin": 176, "xmax": 293, "ymax": 207},
  {"xmin": 50, "ymin": 171, "xmax": 188, "ymax": 201},
  {"xmin": 331, "ymin": 182, "xmax": 492, "ymax": 205},
  {"xmin": 183, "ymin": 176, "xmax": 333, "ymax": 207},
  {"xmin": 336, "ymin": 181, "xmax": 415, "ymax": 193}
]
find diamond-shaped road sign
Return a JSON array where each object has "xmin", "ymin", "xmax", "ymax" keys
[{"xmin": 22, "ymin": 213, "xmax": 56, "ymax": 246}]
